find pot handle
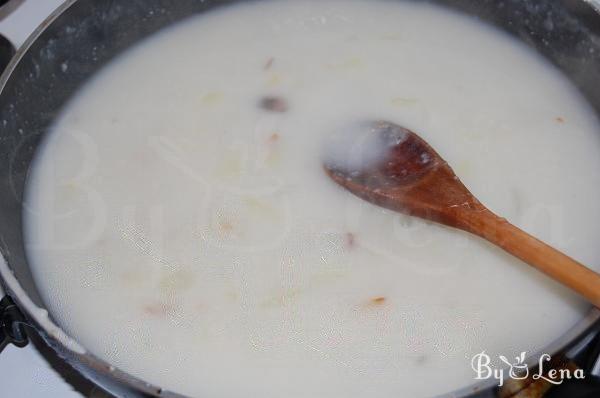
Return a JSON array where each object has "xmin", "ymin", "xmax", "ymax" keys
[
  {"xmin": 0, "ymin": 0, "xmax": 16, "ymax": 74},
  {"xmin": 544, "ymin": 336, "xmax": 600, "ymax": 398},
  {"xmin": 0, "ymin": 294, "xmax": 29, "ymax": 353},
  {"xmin": 0, "ymin": 33, "xmax": 15, "ymax": 74}
]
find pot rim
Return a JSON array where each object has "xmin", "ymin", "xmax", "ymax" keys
[
  {"xmin": 0, "ymin": 2, "xmax": 182, "ymax": 396},
  {"xmin": 1, "ymin": 1, "xmax": 600, "ymax": 397}
]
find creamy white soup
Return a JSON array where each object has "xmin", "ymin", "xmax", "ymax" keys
[{"xmin": 25, "ymin": 1, "xmax": 600, "ymax": 397}]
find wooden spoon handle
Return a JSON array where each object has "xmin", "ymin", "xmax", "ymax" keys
[{"xmin": 473, "ymin": 212, "xmax": 600, "ymax": 307}]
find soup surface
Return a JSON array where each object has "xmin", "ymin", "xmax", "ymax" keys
[{"xmin": 25, "ymin": 0, "xmax": 600, "ymax": 397}]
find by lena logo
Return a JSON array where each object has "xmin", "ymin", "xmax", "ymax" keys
[{"xmin": 471, "ymin": 351, "xmax": 585, "ymax": 387}]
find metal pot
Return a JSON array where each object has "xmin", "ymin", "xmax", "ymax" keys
[{"xmin": 1, "ymin": 0, "xmax": 600, "ymax": 397}]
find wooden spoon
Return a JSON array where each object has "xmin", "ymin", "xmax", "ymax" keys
[{"xmin": 324, "ymin": 121, "xmax": 600, "ymax": 307}]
